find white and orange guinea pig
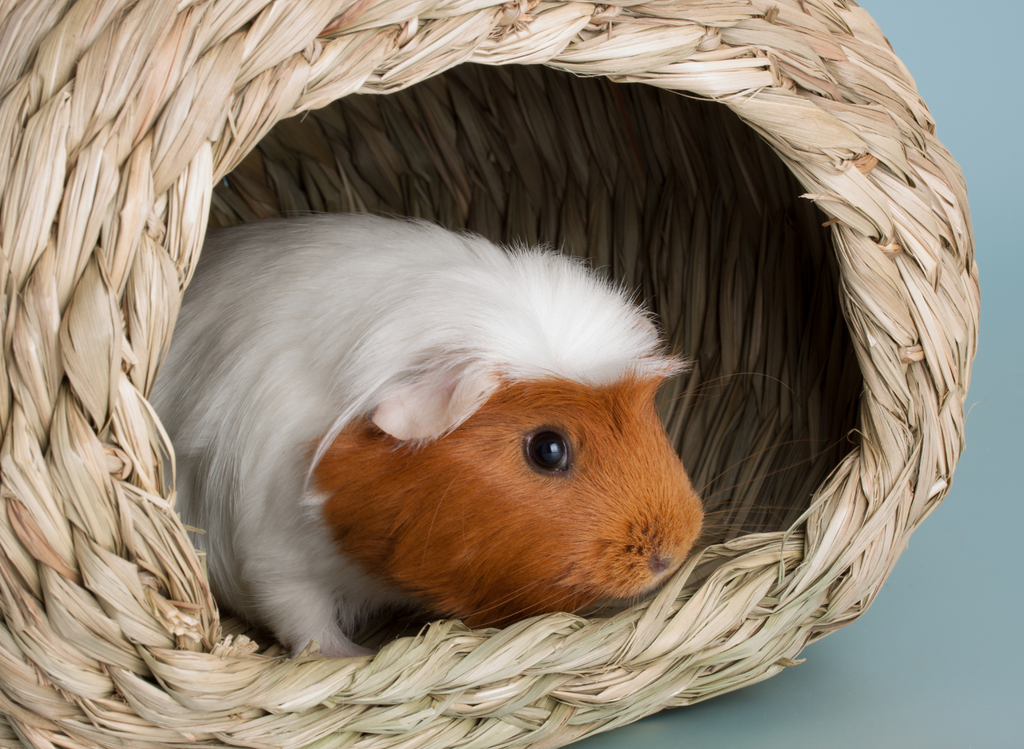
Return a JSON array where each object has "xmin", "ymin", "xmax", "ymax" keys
[{"xmin": 151, "ymin": 213, "xmax": 704, "ymax": 658}]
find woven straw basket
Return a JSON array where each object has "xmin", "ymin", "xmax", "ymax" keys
[{"xmin": 0, "ymin": 1, "xmax": 978, "ymax": 747}]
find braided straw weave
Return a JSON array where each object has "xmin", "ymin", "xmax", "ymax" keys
[{"xmin": 0, "ymin": 1, "xmax": 977, "ymax": 748}]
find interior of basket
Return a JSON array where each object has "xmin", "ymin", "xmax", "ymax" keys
[{"xmin": 206, "ymin": 64, "xmax": 862, "ymax": 645}]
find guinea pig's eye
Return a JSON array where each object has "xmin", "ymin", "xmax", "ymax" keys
[{"xmin": 524, "ymin": 430, "xmax": 571, "ymax": 474}]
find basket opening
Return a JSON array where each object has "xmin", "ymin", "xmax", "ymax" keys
[{"xmin": 206, "ymin": 63, "xmax": 861, "ymax": 618}]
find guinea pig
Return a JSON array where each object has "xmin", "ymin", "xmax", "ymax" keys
[{"xmin": 151, "ymin": 213, "xmax": 704, "ymax": 658}]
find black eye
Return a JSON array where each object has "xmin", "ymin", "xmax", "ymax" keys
[{"xmin": 525, "ymin": 430, "xmax": 571, "ymax": 473}]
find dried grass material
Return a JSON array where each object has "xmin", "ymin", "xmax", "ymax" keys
[{"xmin": 0, "ymin": 2, "xmax": 977, "ymax": 749}]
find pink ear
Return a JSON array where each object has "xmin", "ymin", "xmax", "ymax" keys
[{"xmin": 371, "ymin": 363, "xmax": 498, "ymax": 441}]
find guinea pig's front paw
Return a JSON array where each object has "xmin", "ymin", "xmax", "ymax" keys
[
  {"xmin": 291, "ymin": 628, "xmax": 376, "ymax": 659},
  {"xmin": 266, "ymin": 585, "xmax": 377, "ymax": 659}
]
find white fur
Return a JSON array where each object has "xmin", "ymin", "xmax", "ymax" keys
[{"xmin": 151, "ymin": 214, "xmax": 680, "ymax": 657}]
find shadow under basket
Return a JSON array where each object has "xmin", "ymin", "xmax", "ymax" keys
[{"xmin": 0, "ymin": 3, "xmax": 977, "ymax": 749}]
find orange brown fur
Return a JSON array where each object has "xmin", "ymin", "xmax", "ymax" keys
[{"xmin": 316, "ymin": 376, "xmax": 704, "ymax": 628}]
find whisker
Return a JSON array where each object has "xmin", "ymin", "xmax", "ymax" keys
[
  {"xmin": 663, "ymin": 371, "xmax": 799, "ymax": 405},
  {"xmin": 420, "ymin": 466, "xmax": 470, "ymax": 569},
  {"xmin": 463, "ymin": 578, "xmax": 548, "ymax": 619},
  {"xmin": 468, "ymin": 582, "xmax": 591, "ymax": 625},
  {"xmin": 478, "ymin": 588, "xmax": 585, "ymax": 624},
  {"xmin": 696, "ymin": 432, "xmax": 851, "ymax": 501},
  {"xmin": 695, "ymin": 432, "xmax": 852, "ymax": 498}
]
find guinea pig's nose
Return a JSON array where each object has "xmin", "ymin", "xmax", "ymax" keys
[{"xmin": 649, "ymin": 553, "xmax": 673, "ymax": 576}]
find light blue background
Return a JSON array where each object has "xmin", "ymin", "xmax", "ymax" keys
[{"xmin": 573, "ymin": 1, "xmax": 1024, "ymax": 747}]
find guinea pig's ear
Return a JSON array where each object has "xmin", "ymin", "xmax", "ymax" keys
[{"xmin": 371, "ymin": 362, "xmax": 498, "ymax": 442}]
